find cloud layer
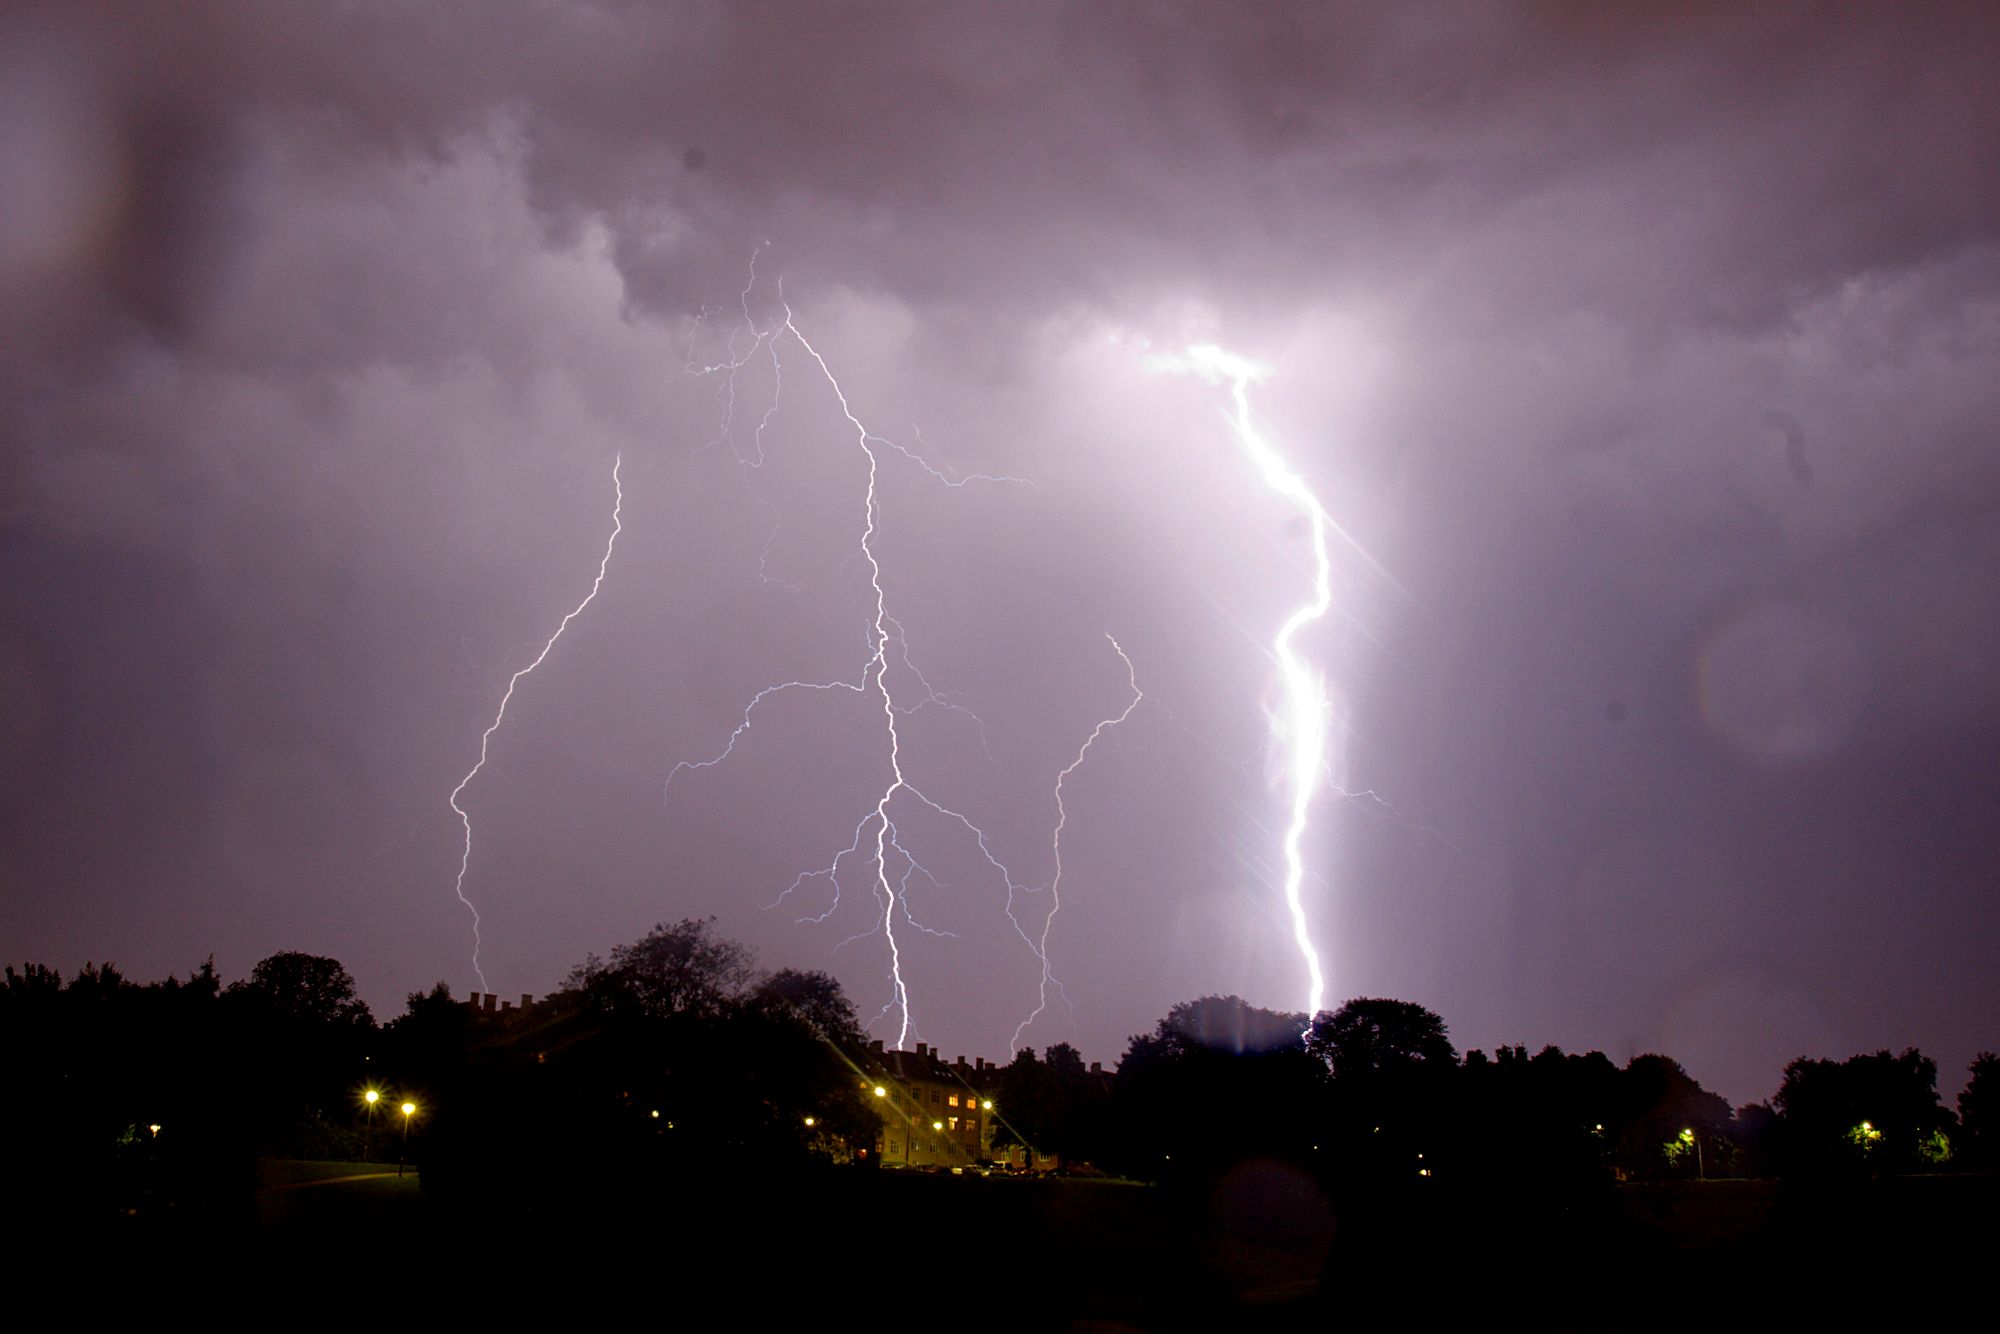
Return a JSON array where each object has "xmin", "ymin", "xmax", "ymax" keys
[{"xmin": 7, "ymin": 2, "xmax": 1999, "ymax": 1104}]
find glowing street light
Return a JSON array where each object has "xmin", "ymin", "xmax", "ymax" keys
[
  {"xmin": 873, "ymin": 1086, "xmax": 887, "ymax": 1099},
  {"xmin": 1680, "ymin": 1128, "xmax": 1704, "ymax": 1181},
  {"xmin": 363, "ymin": 1088, "xmax": 380, "ymax": 1162},
  {"xmin": 398, "ymin": 1100, "xmax": 417, "ymax": 1178}
]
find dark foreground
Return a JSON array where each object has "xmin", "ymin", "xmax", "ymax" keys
[{"xmin": 43, "ymin": 1164, "xmax": 1999, "ymax": 1330}]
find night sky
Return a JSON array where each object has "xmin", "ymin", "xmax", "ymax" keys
[{"xmin": 6, "ymin": 3, "xmax": 1998, "ymax": 1108}]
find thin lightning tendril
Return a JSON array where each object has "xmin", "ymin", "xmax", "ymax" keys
[
  {"xmin": 449, "ymin": 454, "xmax": 625, "ymax": 992},
  {"xmin": 668, "ymin": 263, "xmax": 1040, "ymax": 1050},
  {"xmin": 781, "ymin": 309, "xmax": 924, "ymax": 1044},
  {"xmin": 1012, "ymin": 633, "xmax": 1145, "ymax": 1052}
]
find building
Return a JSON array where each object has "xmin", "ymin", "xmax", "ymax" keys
[{"xmin": 857, "ymin": 1041, "xmax": 1003, "ymax": 1169}]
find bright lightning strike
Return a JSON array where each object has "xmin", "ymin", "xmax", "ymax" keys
[
  {"xmin": 448, "ymin": 455, "xmax": 624, "ymax": 992},
  {"xmin": 786, "ymin": 308, "xmax": 967, "ymax": 1048},
  {"xmin": 1012, "ymin": 633, "xmax": 1144, "ymax": 1052},
  {"xmin": 669, "ymin": 267, "xmax": 1040, "ymax": 1051},
  {"xmin": 1151, "ymin": 344, "xmax": 1345, "ymax": 1020}
]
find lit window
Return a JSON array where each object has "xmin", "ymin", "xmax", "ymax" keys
[{"xmin": 948, "ymin": 1095, "xmax": 959, "ymax": 1107}]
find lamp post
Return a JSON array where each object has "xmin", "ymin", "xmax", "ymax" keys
[
  {"xmin": 398, "ymin": 1101, "xmax": 417, "ymax": 1178},
  {"xmin": 1680, "ymin": 1128, "xmax": 1703, "ymax": 1181},
  {"xmin": 363, "ymin": 1089, "xmax": 380, "ymax": 1162}
]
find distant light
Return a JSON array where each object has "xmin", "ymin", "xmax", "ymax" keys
[
  {"xmin": 1860, "ymin": 1121, "xmax": 1872, "ymax": 1132},
  {"xmin": 980, "ymin": 1100, "xmax": 992, "ymax": 1111},
  {"xmin": 933, "ymin": 1121, "xmax": 944, "ymax": 1131},
  {"xmin": 873, "ymin": 1086, "xmax": 887, "ymax": 1098},
  {"xmin": 148, "ymin": 1124, "xmax": 161, "ymax": 1137},
  {"xmin": 401, "ymin": 1102, "xmax": 417, "ymax": 1117},
  {"xmin": 804, "ymin": 1116, "xmax": 816, "ymax": 1127},
  {"xmin": 650, "ymin": 1109, "xmax": 661, "ymax": 1119},
  {"xmin": 364, "ymin": 1090, "xmax": 380, "ymax": 1106},
  {"xmin": 1680, "ymin": 1128, "xmax": 1694, "ymax": 1141}
]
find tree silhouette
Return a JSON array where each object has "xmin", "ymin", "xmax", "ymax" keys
[
  {"xmin": 1107, "ymin": 996, "xmax": 1323, "ymax": 1179},
  {"xmin": 565, "ymin": 916, "xmax": 754, "ymax": 1020},
  {"xmin": 230, "ymin": 950, "xmax": 373, "ymax": 1028},
  {"xmin": 1773, "ymin": 1048, "xmax": 1949, "ymax": 1176},
  {"xmin": 1308, "ymin": 997, "xmax": 1455, "ymax": 1079},
  {"xmin": 1614, "ymin": 1053, "xmax": 1732, "ymax": 1179},
  {"xmin": 1960, "ymin": 1052, "xmax": 1999, "ymax": 1169}
]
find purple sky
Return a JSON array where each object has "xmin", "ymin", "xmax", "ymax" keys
[{"xmin": 6, "ymin": 3, "xmax": 1998, "ymax": 1107}]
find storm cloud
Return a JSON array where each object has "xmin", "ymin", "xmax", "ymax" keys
[{"xmin": 6, "ymin": 2, "xmax": 1998, "ymax": 1106}]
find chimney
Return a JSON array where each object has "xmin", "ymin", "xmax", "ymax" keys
[
  {"xmin": 500, "ymin": 1001, "xmax": 512, "ymax": 1012},
  {"xmin": 871, "ymin": 1039, "xmax": 885, "ymax": 1054},
  {"xmin": 466, "ymin": 991, "xmax": 481, "ymax": 1009},
  {"xmin": 483, "ymin": 993, "xmax": 497, "ymax": 1013},
  {"xmin": 1090, "ymin": 1061, "xmax": 1102, "ymax": 1074},
  {"xmin": 956, "ymin": 1055, "xmax": 966, "ymax": 1068},
  {"xmin": 975, "ymin": 1057, "xmax": 985, "ymax": 1072},
  {"xmin": 521, "ymin": 993, "xmax": 533, "ymax": 1009},
  {"xmin": 915, "ymin": 1042, "xmax": 929, "ymax": 1059}
]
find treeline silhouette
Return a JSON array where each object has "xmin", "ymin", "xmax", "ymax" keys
[{"xmin": 10, "ymin": 920, "xmax": 1998, "ymax": 1249}]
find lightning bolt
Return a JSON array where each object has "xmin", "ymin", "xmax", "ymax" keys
[
  {"xmin": 668, "ymin": 264, "xmax": 1039, "ymax": 1050},
  {"xmin": 448, "ymin": 454, "xmax": 624, "ymax": 991},
  {"xmin": 1150, "ymin": 343, "xmax": 1358, "ymax": 1020},
  {"xmin": 1012, "ymin": 633, "xmax": 1144, "ymax": 1052}
]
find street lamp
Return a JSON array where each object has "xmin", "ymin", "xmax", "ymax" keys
[
  {"xmin": 1680, "ymin": 1128, "xmax": 1703, "ymax": 1181},
  {"xmin": 398, "ymin": 1100, "xmax": 417, "ymax": 1178},
  {"xmin": 363, "ymin": 1089, "xmax": 380, "ymax": 1162}
]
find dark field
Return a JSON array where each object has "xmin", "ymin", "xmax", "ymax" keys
[{"xmin": 60, "ymin": 1165, "xmax": 1999, "ymax": 1329}]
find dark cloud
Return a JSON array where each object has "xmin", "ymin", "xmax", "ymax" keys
[{"xmin": 5, "ymin": 2, "xmax": 1999, "ymax": 1105}]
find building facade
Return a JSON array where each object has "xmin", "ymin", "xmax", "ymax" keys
[{"xmin": 858, "ymin": 1041, "xmax": 1002, "ymax": 1168}]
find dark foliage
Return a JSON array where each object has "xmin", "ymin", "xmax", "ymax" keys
[
  {"xmin": 418, "ymin": 918, "xmax": 875, "ymax": 1213},
  {"xmin": 1105, "ymin": 995, "xmax": 1324, "ymax": 1180},
  {"xmin": 1961, "ymin": 1052, "xmax": 1999, "ymax": 1169},
  {"xmin": 989, "ymin": 1042, "xmax": 1110, "ymax": 1167},
  {"xmin": 1772, "ymin": 1048, "xmax": 1955, "ymax": 1177},
  {"xmin": 8, "ymin": 930, "xmax": 1987, "ymax": 1273}
]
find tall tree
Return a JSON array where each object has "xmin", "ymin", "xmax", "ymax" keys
[
  {"xmin": 230, "ymin": 950, "xmax": 373, "ymax": 1028},
  {"xmin": 1773, "ymin": 1048, "xmax": 1948, "ymax": 1176},
  {"xmin": 1614, "ymin": 1053, "xmax": 1733, "ymax": 1179},
  {"xmin": 1308, "ymin": 998, "xmax": 1455, "ymax": 1079},
  {"xmin": 1108, "ymin": 996, "xmax": 1324, "ymax": 1179},
  {"xmin": 565, "ymin": 916, "xmax": 753, "ymax": 1020},
  {"xmin": 1961, "ymin": 1052, "xmax": 1998, "ymax": 1168}
]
